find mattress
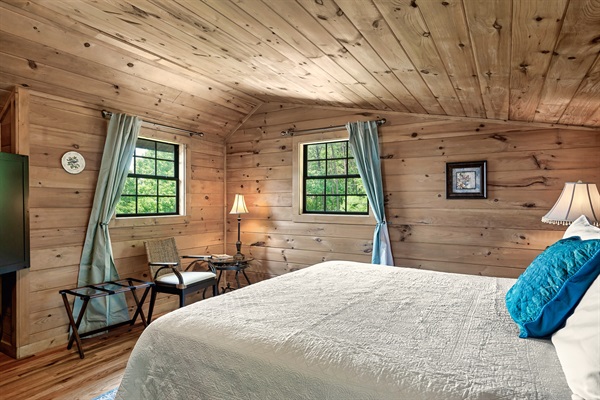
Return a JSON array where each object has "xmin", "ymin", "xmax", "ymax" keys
[{"xmin": 116, "ymin": 261, "xmax": 570, "ymax": 399}]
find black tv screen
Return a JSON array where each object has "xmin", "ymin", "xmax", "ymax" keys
[{"xmin": 0, "ymin": 152, "xmax": 29, "ymax": 274}]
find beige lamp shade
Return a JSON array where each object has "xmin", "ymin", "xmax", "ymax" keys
[
  {"xmin": 230, "ymin": 194, "xmax": 249, "ymax": 214},
  {"xmin": 542, "ymin": 181, "xmax": 600, "ymax": 226}
]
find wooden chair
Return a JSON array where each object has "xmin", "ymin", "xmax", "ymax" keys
[{"xmin": 144, "ymin": 237, "xmax": 218, "ymax": 323}]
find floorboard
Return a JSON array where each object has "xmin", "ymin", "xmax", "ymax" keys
[{"xmin": 0, "ymin": 324, "xmax": 144, "ymax": 400}]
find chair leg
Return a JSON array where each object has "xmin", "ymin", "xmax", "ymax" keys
[
  {"xmin": 213, "ymin": 283, "xmax": 218, "ymax": 297},
  {"xmin": 147, "ymin": 287, "xmax": 157, "ymax": 324},
  {"xmin": 179, "ymin": 292, "xmax": 185, "ymax": 308}
]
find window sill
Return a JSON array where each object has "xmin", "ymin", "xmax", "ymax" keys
[
  {"xmin": 110, "ymin": 214, "xmax": 190, "ymax": 228},
  {"xmin": 291, "ymin": 211, "xmax": 374, "ymax": 225}
]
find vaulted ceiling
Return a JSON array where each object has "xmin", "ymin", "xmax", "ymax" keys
[{"xmin": 1, "ymin": 0, "xmax": 599, "ymax": 138}]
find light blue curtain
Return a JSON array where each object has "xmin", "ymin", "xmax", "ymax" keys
[
  {"xmin": 74, "ymin": 113, "xmax": 142, "ymax": 334},
  {"xmin": 346, "ymin": 121, "xmax": 394, "ymax": 265}
]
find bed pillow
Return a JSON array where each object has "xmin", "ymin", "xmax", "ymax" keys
[
  {"xmin": 505, "ymin": 237, "xmax": 600, "ymax": 338},
  {"xmin": 563, "ymin": 215, "xmax": 600, "ymax": 240},
  {"xmin": 552, "ymin": 275, "xmax": 600, "ymax": 400}
]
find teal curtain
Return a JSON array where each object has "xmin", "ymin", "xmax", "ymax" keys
[
  {"xmin": 346, "ymin": 121, "xmax": 394, "ymax": 265},
  {"xmin": 74, "ymin": 113, "xmax": 142, "ymax": 333}
]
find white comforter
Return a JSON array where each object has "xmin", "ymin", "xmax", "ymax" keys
[{"xmin": 117, "ymin": 261, "xmax": 570, "ymax": 399}]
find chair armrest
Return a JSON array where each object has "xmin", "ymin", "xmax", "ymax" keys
[
  {"xmin": 184, "ymin": 259, "xmax": 215, "ymax": 273},
  {"xmin": 153, "ymin": 266, "xmax": 185, "ymax": 288}
]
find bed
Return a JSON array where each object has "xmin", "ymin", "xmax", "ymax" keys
[{"xmin": 116, "ymin": 260, "xmax": 574, "ymax": 399}]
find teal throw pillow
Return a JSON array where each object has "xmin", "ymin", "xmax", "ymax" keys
[{"xmin": 505, "ymin": 237, "xmax": 600, "ymax": 338}]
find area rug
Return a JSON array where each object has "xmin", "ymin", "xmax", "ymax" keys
[{"xmin": 92, "ymin": 388, "xmax": 117, "ymax": 400}]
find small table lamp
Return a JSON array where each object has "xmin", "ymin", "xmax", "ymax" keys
[
  {"xmin": 542, "ymin": 181, "xmax": 600, "ymax": 226},
  {"xmin": 230, "ymin": 194, "xmax": 249, "ymax": 260}
]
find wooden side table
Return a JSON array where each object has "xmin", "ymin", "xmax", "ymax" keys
[
  {"xmin": 59, "ymin": 278, "xmax": 153, "ymax": 358},
  {"xmin": 208, "ymin": 258, "xmax": 253, "ymax": 293}
]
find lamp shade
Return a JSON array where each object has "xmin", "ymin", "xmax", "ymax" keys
[
  {"xmin": 229, "ymin": 194, "xmax": 249, "ymax": 215},
  {"xmin": 542, "ymin": 181, "xmax": 600, "ymax": 226}
]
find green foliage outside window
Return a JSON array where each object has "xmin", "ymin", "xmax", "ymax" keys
[
  {"xmin": 303, "ymin": 140, "xmax": 368, "ymax": 215},
  {"xmin": 116, "ymin": 138, "xmax": 179, "ymax": 216}
]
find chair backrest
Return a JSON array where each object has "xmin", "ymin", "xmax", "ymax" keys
[{"xmin": 144, "ymin": 237, "xmax": 181, "ymax": 279}]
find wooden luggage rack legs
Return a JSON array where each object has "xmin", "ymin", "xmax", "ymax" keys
[{"xmin": 59, "ymin": 278, "xmax": 154, "ymax": 358}]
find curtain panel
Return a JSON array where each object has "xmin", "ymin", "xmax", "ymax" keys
[
  {"xmin": 74, "ymin": 113, "xmax": 142, "ymax": 333},
  {"xmin": 346, "ymin": 121, "xmax": 394, "ymax": 266}
]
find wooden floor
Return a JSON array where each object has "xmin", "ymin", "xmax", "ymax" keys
[{"xmin": 0, "ymin": 324, "xmax": 144, "ymax": 400}]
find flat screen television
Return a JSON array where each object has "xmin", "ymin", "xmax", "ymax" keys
[{"xmin": 0, "ymin": 152, "xmax": 29, "ymax": 275}]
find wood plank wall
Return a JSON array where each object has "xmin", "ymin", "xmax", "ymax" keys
[
  {"xmin": 226, "ymin": 104, "xmax": 600, "ymax": 283},
  {"xmin": 19, "ymin": 89, "xmax": 225, "ymax": 357},
  {"xmin": 7, "ymin": 91, "xmax": 600, "ymax": 356}
]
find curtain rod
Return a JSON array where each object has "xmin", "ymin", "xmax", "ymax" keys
[
  {"xmin": 280, "ymin": 118, "xmax": 386, "ymax": 136},
  {"xmin": 101, "ymin": 110, "xmax": 204, "ymax": 137}
]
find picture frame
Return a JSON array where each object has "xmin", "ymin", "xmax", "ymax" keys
[{"xmin": 446, "ymin": 161, "xmax": 487, "ymax": 199}]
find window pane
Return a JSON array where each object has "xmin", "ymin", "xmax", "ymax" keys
[
  {"xmin": 348, "ymin": 159, "xmax": 359, "ymax": 175},
  {"xmin": 347, "ymin": 196, "xmax": 368, "ymax": 212},
  {"xmin": 306, "ymin": 143, "xmax": 326, "ymax": 160},
  {"xmin": 326, "ymin": 178, "xmax": 346, "ymax": 195},
  {"xmin": 305, "ymin": 195, "xmax": 324, "ymax": 212},
  {"xmin": 307, "ymin": 160, "xmax": 325, "ymax": 176},
  {"xmin": 326, "ymin": 196, "xmax": 345, "ymax": 212},
  {"xmin": 157, "ymin": 160, "xmax": 175, "ymax": 177},
  {"xmin": 158, "ymin": 197, "xmax": 176, "ymax": 213},
  {"xmin": 347, "ymin": 177, "xmax": 366, "ymax": 195},
  {"xmin": 327, "ymin": 141, "xmax": 347, "ymax": 159},
  {"xmin": 327, "ymin": 159, "xmax": 346, "ymax": 176},
  {"xmin": 135, "ymin": 139, "xmax": 155, "ymax": 157},
  {"xmin": 138, "ymin": 178, "xmax": 157, "ymax": 195},
  {"xmin": 138, "ymin": 197, "xmax": 157, "ymax": 214},
  {"xmin": 159, "ymin": 180, "xmax": 176, "ymax": 196},
  {"xmin": 136, "ymin": 157, "xmax": 155, "ymax": 175},
  {"xmin": 157, "ymin": 142, "xmax": 175, "ymax": 160},
  {"xmin": 122, "ymin": 177, "xmax": 136, "ymax": 195},
  {"xmin": 116, "ymin": 196, "xmax": 136, "ymax": 214},
  {"xmin": 306, "ymin": 179, "xmax": 324, "ymax": 195}
]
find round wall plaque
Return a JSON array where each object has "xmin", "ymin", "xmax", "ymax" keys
[{"xmin": 61, "ymin": 151, "xmax": 86, "ymax": 174}]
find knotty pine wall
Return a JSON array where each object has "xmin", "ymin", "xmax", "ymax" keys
[
  {"xmin": 20, "ymin": 89, "xmax": 225, "ymax": 357},
  {"xmin": 226, "ymin": 103, "xmax": 600, "ymax": 283}
]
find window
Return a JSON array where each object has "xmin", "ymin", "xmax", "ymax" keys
[
  {"xmin": 116, "ymin": 138, "xmax": 179, "ymax": 217},
  {"xmin": 303, "ymin": 140, "xmax": 368, "ymax": 215}
]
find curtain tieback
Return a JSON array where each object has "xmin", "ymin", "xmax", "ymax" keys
[{"xmin": 99, "ymin": 222, "xmax": 109, "ymax": 227}]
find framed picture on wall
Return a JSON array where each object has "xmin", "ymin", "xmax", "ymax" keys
[{"xmin": 446, "ymin": 161, "xmax": 487, "ymax": 199}]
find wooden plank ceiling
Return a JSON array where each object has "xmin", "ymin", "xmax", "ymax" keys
[{"xmin": 1, "ymin": 0, "xmax": 599, "ymax": 137}]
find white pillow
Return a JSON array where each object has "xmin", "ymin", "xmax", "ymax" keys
[
  {"xmin": 552, "ymin": 275, "xmax": 600, "ymax": 400},
  {"xmin": 563, "ymin": 215, "xmax": 600, "ymax": 240}
]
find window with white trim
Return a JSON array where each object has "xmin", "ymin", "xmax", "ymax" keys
[{"xmin": 292, "ymin": 130, "xmax": 373, "ymax": 225}]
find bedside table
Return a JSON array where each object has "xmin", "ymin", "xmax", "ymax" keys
[{"xmin": 208, "ymin": 257, "xmax": 254, "ymax": 293}]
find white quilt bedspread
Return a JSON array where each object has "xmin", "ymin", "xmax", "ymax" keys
[{"xmin": 117, "ymin": 261, "xmax": 570, "ymax": 399}]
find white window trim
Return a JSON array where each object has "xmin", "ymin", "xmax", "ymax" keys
[
  {"xmin": 110, "ymin": 127, "xmax": 191, "ymax": 228},
  {"xmin": 292, "ymin": 130, "xmax": 374, "ymax": 225}
]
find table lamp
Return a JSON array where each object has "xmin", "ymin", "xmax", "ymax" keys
[
  {"xmin": 542, "ymin": 181, "xmax": 600, "ymax": 226},
  {"xmin": 230, "ymin": 194, "xmax": 249, "ymax": 260}
]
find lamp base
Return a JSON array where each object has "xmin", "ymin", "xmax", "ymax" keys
[{"xmin": 233, "ymin": 252, "xmax": 245, "ymax": 261}]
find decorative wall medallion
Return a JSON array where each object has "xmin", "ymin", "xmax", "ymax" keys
[{"xmin": 61, "ymin": 151, "xmax": 85, "ymax": 174}]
